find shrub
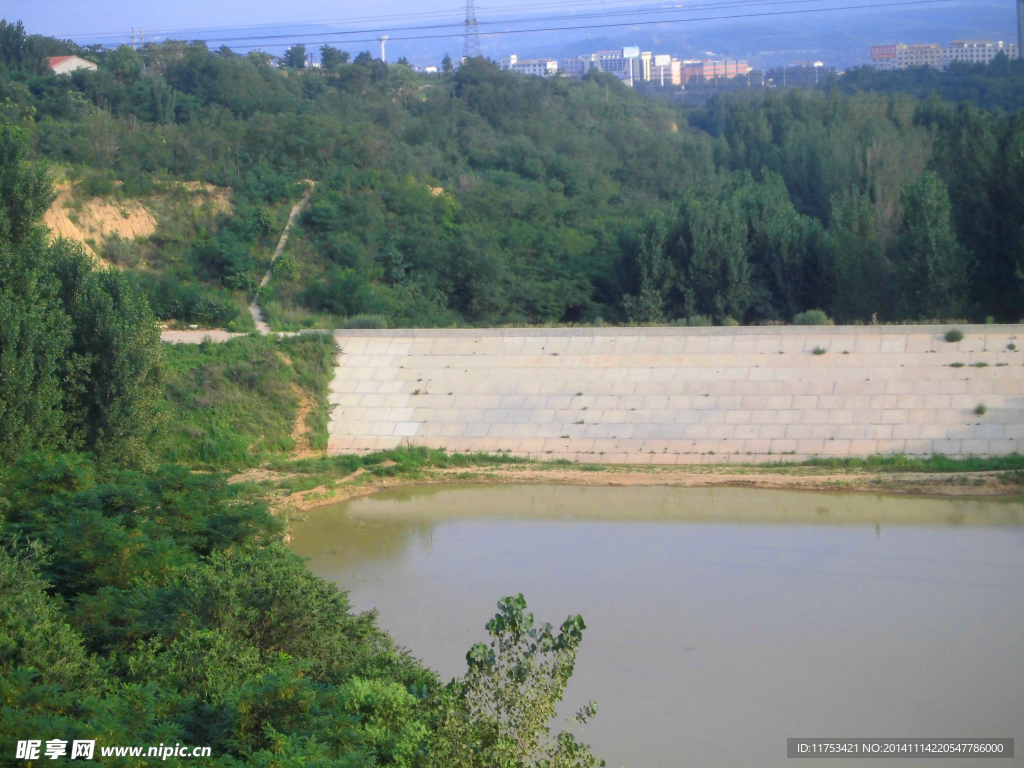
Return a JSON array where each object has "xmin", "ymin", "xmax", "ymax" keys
[
  {"xmin": 686, "ymin": 314, "xmax": 712, "ymax": 327},
  {"xmin": 945, "ymin": 329, "xmax": 964, "ymax": 342},
  {"xmin": 101, "ymin": 233, "xmax": 141, "ymax": 267},
  {"xmin": 812, "ymin": 346, "xmax": 827, "ymax": 355},
  {"xmin": 721, "ymin": 316, "xmax": 740, "ymax": 326},
  {"xmin": 975, "ymin": 403, "xmax": 987, "ymax": 416},
  {"xmin": 339, "ymin": 314, "xmax": 388, "ymax": 329},
  {"xmin": 793, "ymin": 309, "xmax": 832, "ymax": 326},
  {"xmin": 134, "ymin": 271, "xmax": 241, "ymax": 327}
]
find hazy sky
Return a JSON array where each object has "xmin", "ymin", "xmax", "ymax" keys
[
  {"xmin": 12, "ymin": 0, "xmax": 470, "ymax": 46},
  {"xmin": 7, "ymin": 0, "xmax": 1017, "ymax": 68}
]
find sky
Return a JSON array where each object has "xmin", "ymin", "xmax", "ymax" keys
[{"xmin": 6, "ymin": 0, "xmax": 1019, "ymax": 69}]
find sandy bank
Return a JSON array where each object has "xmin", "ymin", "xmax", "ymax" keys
[{"xmin": 267, "ymin": 462, "xmax": 1024, "ymax": 516}]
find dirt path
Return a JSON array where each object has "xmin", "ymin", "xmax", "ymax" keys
[
  {"xmin": 249, "ymin": 182, "xmax": 317, "ymax": 333},
  {"xmin": 158, "ymin": 182, "xmax": 318, "ymax": 344}
]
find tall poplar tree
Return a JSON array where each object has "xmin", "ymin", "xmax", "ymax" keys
[{"xmin": 891, "ymin": 172, "xmax": 972, "ymax": 320}]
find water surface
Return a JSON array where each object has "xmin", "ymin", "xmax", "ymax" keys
[{"xmin": 290, "ymin": 486, "xmax": 1024, "ymax": 767}]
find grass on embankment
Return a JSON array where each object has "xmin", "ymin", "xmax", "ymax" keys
[
  {"xmin": 794, "ymin": 454, "xmax": 1024, "ymax": 472},
  {"xmin": 248, "ymin": 445, "xmax": 1024, "ymax": 501},
  {"xmin": 160, "ymin": 333, "xmax": 336, "ymax": 468}
]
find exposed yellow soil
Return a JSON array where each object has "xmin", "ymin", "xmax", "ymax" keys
[
  {"xmin": 262, "ymin": 463, "xmax": 1024, "ymax": 518},
  {"xmin": 289, "ymin": 392, "xmax": 320, "ymax": 459},
  {"xmin": 43, "ymin": 181, "xmax": 232, "ymax": 262},
  {"xmin": 177, "ymin": 181, "xmax": 232, "ymax": 214},
  {"xmin": 43, "ymin": 184, "xmax": 155, "ymax": 262}
]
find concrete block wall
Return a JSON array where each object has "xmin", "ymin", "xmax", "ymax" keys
[{"xmin": 326, "ymin": 326, "xmax": 1024, "ymax": 464}]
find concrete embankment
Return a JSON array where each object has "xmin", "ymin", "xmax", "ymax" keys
[{"xmin": 326, "ymin": 325, "xmax": 1024, "ymax": 464}]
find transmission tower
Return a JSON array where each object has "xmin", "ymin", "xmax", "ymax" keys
[{"xmin": 463, "ymin": 0, "xmax": 482, "ymax": 60}]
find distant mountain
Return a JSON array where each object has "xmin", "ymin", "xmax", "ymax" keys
[
  {"xmin": 19, "ymin": 0, "xmax": 1015, "ymax": 71},
  {"xmin": 490, "ymin": 0, "xmax": 1016, "ymax": 70}
]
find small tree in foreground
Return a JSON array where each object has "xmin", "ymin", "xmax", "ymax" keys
[{"xmin": 427, "ymin": 594, "xmax": 604, "ymax": 768}]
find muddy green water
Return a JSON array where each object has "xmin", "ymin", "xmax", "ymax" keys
[{"xmin": 289, "ymin": 486, "xmax": 1024, "ymax": 768}]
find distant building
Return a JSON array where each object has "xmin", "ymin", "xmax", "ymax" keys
[
  {"xmin": 651, "ymin": 54, "xmax": 682, "ymax": 86},
  {"xmin": 945, "ymin": 39, "xmax": 1018, "ymax": 65},
  {"xmin": 870, "ymin": 39, "xmax": 1018, "ymax": 70},
  {"xmin": 499, "ymin": 54, "xmax": 558, "ymax": 77},
  {"xmin": 48, "ymin": 55, "xmax": 97, "ymax": 75},
  {"xmin": 681, "ymin": 58, "xmax": 751, "ymax": 84},
  {"xmin": 424, "ymin": 66, "xmax": 438, "ymax": 74},
  {"xmin": 560, "ymin": 48, "xmax": 653, "ymax": 86}
]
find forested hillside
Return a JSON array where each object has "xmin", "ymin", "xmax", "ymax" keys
[
  {"xmin": 832, "ymin": 54, "xmax": 1024, "ymax": 113},
  {"xmin": 3, "ymin": 19, "xmax": 1024, "ymax": 328},
  {"xmin": 0, "ymin": 111, "xmax": 605, "ymax": 765}
]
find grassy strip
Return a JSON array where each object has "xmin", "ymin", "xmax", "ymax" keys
[
  {"xmin": 264, "ymin": 446, "xmax": 533, "ymax": 494},
  {"xmin": 160, "ymin": 333, "xmax": 337, "ymax": 468},
  {"xmin": 258, "ymin": 448, "xmax": 1024, "ymax": 497},
  {"xmin": 777, "ymin": 453, "xmax": 1024, "ymax": 473}
]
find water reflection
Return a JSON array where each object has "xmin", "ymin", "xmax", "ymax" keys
[{"xmin": 290, "ymin": 486, "xmax": 1024, "ymax": 768}]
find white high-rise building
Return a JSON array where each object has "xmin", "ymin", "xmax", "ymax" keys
[
  {"xmin": 500, "ymin": 54, "xmax": 558, "ymax": 77},
  {"xmin": 559, "ymin": 47, "xmax": 651, "ymax": 85}
]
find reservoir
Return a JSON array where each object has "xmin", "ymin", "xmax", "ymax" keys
[{"xmin": 289, "ymin": 485, "xmax": 1024, "ymax": 767}]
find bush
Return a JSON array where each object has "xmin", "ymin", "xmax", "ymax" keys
[
  {"xmin": 721, "ymin": 316, "xmax": 740, "ymax": 326},
  {"xmin": 339, "ymin": 314, "xmax": 388, "ymax": 329},
  {"xmin": 793, "ymin": 309, "xmax": 832, "ymax": 325},
  {"xmin": 975, "ymin": 403, "xmax": 987, "ymax": 416},
  {"xmin": 812, "ymin": 346, "xmax": 827, "ymax": 355},
  {"xmin": 134, "ymin": 271, "xmax": 242, "ymax": 327},
  {"xmin": 101, "ymin": 233, "xmax": 141, "ymax": 267},
  {"xmin": 945, "ymin": 329, "xmax": 964, "ymax": 342}
]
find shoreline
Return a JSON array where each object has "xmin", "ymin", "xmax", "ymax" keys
[{"xmin": 264, "ymin": 461, "xmax": 1024, "ymax": 516}]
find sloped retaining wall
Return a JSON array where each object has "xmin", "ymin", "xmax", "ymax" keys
[{"xmin": 327, "ymin": 325, "xmax": 1024, "ymax": 464}]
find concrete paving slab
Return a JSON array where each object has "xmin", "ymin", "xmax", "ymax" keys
[{"xmin": 326, "ymin": 326, "xmax": 1024, "ymax": 461}]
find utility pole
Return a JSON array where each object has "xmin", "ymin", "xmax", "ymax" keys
[
  {"xmin": 463, "ymin": 0, "xmax": 482, "ymax": 59},
  {"xmin": 1019, "ymin": 0, "xmax": 1023, "ymax": 59},
  {"xmin": 131, "ymin": 27, "xmax": 135, "ymax": 49},
  {"xmin": 378, "ymin": 35, "xmax": 388, "ymax": 62}
]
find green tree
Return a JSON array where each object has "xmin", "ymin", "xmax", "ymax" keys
[
  {"xmin": 103, "ymin": 44, "xmax": 143, "ymax": 84},
  {"xmin": 829, "ymin": 187, "xmax": 889, "ymax": 323},
  {"xmin": 622, "ymin": 213, "xmax": 672, "ymax": 323},
  {"xmin": 891, "ymin": 172, "xmax": 972, "ymax": 320},
  {"xmin": 677, "ymin": 191, "xmax": 752, "ymax": 322},
  {"xmin": 283, "ymin": 44, "xmax": 307, "ymax": 69},
  {"xmin": 427, "ymin": 594, "xmax": 603, "ymax": 768},
  {"xmin": 54, "ymin": 247, "xmax": 165, "ymax": 467},
  {"xmin": 319, "ymin": 44, "xmax": 348, "ymax": 69},
  {"xmin": 0, "ymin": 20, "xmax": 48, "ymax": 73},
  {"xmin": 0, "ymin": 127, "xmax": 70, "ymax": 462},
  {"xmin": 442, "ymin": 53, "xmax": 453, "ymax": 74}
]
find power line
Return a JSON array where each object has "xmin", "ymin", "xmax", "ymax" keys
[
  {"xmin": 54, "ymin": 0, "xmax": 947, "ymax": 45},
  {"xmin": 54, "ymin": 0, "xmax": 678, "ymax": 41},
  {"xmin": 144, "ymin": 0, "xmax": 953, "ymax": 49},
  {"xmin": 192, "ymin": 0, "xmax": 861, "ymax": 44}
]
